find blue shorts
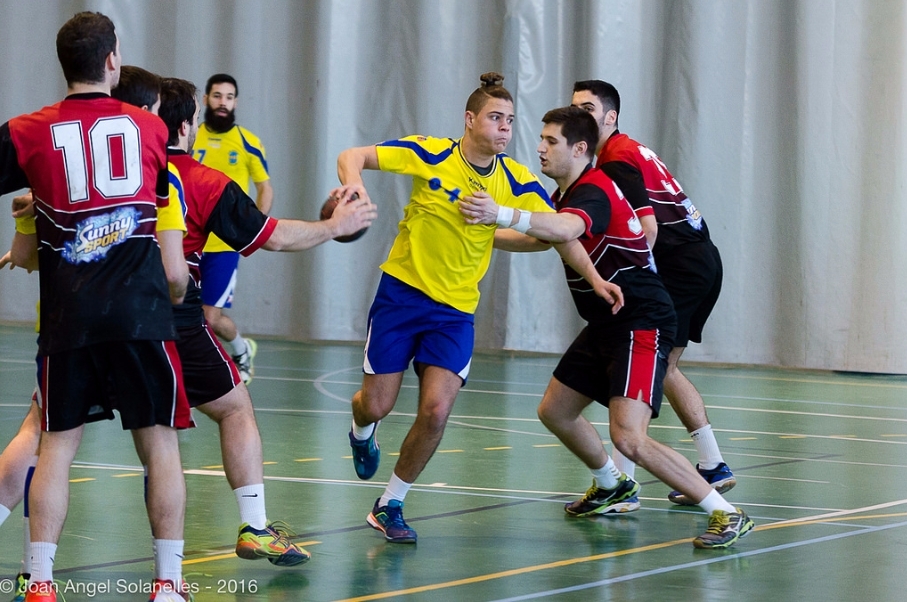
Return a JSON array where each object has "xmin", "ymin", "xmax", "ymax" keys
[
  {"xmin": 199, "ymin": 251, "xmax": 240, "ymax": 308},
  {"xmin": 363, "ymin": 273, "xmax": 474, "ymax": 382}
]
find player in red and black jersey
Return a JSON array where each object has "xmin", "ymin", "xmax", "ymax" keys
[
  {"xmin": 460, "ymin": 106, "xmax": 753, "ymax": 549},
  {"xmin": 0, "ymin": 12, "xmax": 191, "ymax": 597},
  {"xmin": 573, "ymin": 79, "xmax": 736, "ymax": 507},
  {"xmin": 156, "ymin": 77, "xmax": 375, "ymax": 566}
]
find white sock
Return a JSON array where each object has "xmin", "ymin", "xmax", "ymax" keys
[
  {"xmin": 29, "ymin": 541, "xmax": 56, "ymax": 582},
  {"xmin": 351, "ymin": 419, "xmax": 375, "ymax": 441},
  {"xmin": 591, "ymin": 457, "xmax": 621, "ymax": 489},
  {"xmin": 153, "ymin": 539, "xmax": 184, "ymax": 584},
  {"xmin": 0, "ymin": 504, "xmax": 10, "ymax": 527},
  {"xmin": 234, "ymin": 484, "xmax": 267, "ymax": 530},
  {"xmin": 691, "ymin": 424, "xmax": 724, "ymax": 470},
  {"xmin": 697, "ymin": 489, "xmax": 736, "ymax": 515},
  {"xmin": 227, "ymin": 335, "xmax": 248, "ymax": 357},
  {"xmin": 379, "ymin": 473, "xmax": 412, "ymax": 507},
  {"xmin": 611, "ymin": 446, "xmax": 636, "ymax": 480}
]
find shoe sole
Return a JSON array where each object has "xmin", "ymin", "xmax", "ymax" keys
[
  {"xmin": 668, "ymin": 477, "xmax": 737, "ymax": 506},
  {"xmin": 692, "ymin": 517, "xmax": 755, "ymax": 549},
  {"xmin": 236, "ymin": 543, "xmax": 311, "ymax": 566},
  {"xmin": 565, "ymin": 499, "xmax": 641, "ymax": 516},
  {"xmin": 367, "ymin": 512, "xmax": 417, "ymax": 544}
]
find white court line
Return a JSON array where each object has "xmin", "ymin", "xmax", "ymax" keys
[
  {"xmin": 703, "ymin": 393, "xmax": 907, "ymax": 412},
  {"xmin": 70, "ymin": 462, "xmax": 842, "ymax": 515},
  {"xmin": 707, "ymin": 404, "xmax": 907, "ymax": 423},
  {"xmin": 249, "ymin": 404, "xmax": 907, "ymax": 446},
  {"xmin": 733, "ymin": 474, "xmax": 829, "ymax": 484},
  {"xmin": 488, "ymin": 519, "xmax": 907, "ymax": 602},
  {"xmin": 709, "ymin": 448, "xmax": 907, "ymax": 470}
]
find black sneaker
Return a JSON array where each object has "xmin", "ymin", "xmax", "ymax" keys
[{"xmin": 565, "ymin": 475, "xmax": 640, "ymax": 517}]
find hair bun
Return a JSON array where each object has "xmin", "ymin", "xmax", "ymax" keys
[{"xmin": 480, "ymin": 72, "xmax": 505, "ymax": 87}]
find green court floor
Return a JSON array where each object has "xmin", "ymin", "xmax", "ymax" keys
[{"xmin": 2, "ymin": 323, "xmax": 907, "ymax": 601}]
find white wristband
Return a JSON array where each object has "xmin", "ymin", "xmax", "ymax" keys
[
  {"xmin": 495, "ymin": 206, "xmax": 514, "ymax": 228},
  {"xmin": 513, "ymin": 210, "xmax": 532, "ymax": 234}
]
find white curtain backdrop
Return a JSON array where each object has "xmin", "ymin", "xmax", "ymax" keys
[{"xmin": 0, "ymin": 0, "xmax": 905, "ymax": 373}]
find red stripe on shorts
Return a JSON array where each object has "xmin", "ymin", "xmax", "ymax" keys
[
  {"xmin": 624, "ymin": 329, "xmax": 659, "ymax": 405},
  {"xmin": 163, "ymin": 340, "xmax": 194, "ymax": 429}
]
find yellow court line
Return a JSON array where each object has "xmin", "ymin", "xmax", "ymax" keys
[
  {"xmin": 332, "ymin": 502, "xmax": 907, "ymax": 602},
  {"xmin": 333, "ymin": 537, "xmax": 692, "ymax": 602},
  {"xmin": 294, "ymin": 458, "xmax": 323, "ymax": 462},
  {"xmin": 111, "ymin": 473, "xmax": 143, "ymax": 478},
  {"xmin": 533, "ymin": 444, "xmax": 560, "ymax": 448},
  {"xmin": 484, "ymin": 447, "xmax": 512, "ymax": 451},
  {"xmin": 183, "ymin": 540, "xmax": 321, "ymax": 565},
  {"xmin": 69, "ymin": 478, "xmax": 95, "ymax": 483}
]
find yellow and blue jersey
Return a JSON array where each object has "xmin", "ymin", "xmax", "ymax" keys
[
  {"xmin": 376, "ymin": 135, "xmax": 553, "ymax": 314},
  {"xmin": 193, "ymin": 123, "xmax": 269, "ymax": 252},
  {"xmin": 156, "ymin": 162, "xmax": 188, "ymax": 233}
]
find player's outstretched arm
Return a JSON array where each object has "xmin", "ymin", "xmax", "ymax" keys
[
  {"xmin": 461, "ymin": 192, "xmax": 586, "ymax": 243},
  {"xmin": 492, "ymin": 229, "xmax": 550, "ymax": 252},
  {"xmin": 337, "ymin": 145, "xmax": 379, "ymax": 186},
  {"xmin": 554, "ymin": 239, "xmax": 623, "ymax": 314},
  {"xmin": 263, "ymin": 188, "xmax": 377, "ymax": 252}
]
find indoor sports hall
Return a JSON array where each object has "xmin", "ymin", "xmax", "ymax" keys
[{"xmin": 1, "ymin": 1, "xmax": 906, "ymax": 601}]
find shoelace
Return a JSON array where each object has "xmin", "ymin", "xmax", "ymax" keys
[
  {"xmin": 267, "ymin": 520, "xmax": 299, "ymax": 538},
  {"xmin": 705, "ymin": 513, "xmax": 730, "ymax": 534},
  {"xmin": 385, "ymin": 506, "xmax": 410, "ymax": 529}
]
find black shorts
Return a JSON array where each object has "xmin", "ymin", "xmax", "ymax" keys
[
  {"xmin": 553, "ymin": 325, "xmax": 671, "ymax": 419},
  {"xmin": 35, "ymin": 340, "xmax": 191, "ymax": 432},
  {"xmin": 176, "ymin": 322, "xmax": 242, "ymax": 408},
  {"xmin": 655, "ymin": 240, "xmax": 722, "ymax": 347}
]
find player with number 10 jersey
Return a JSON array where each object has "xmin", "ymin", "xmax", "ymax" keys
[{"xmin": 0, "ymin": 94, "xmax": 176, "ymax": 356}]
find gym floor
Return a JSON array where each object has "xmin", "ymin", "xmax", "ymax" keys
[{"xmin": 1, "ymin": 323, "xmax": 906, "ymax": 601}]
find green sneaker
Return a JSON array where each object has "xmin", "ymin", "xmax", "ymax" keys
[
  {"xmin": 235, "ymin": 521, "xmax": 311, "ymax": 566},
  {"xmin": 565, "ymin": 476, "xmax": 640, "ymax": 517},
  {"xmin": 12, "ymin": 573, "xmax": 28, "ymax": 602}
]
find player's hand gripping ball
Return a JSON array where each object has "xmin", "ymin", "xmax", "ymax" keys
[{"xmin": 321, "ymin": 192, "xmax": 368, "ymax": 243}]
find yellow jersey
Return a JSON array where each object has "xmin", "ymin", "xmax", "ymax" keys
[
  {"xmin": 156, "ymin": 162, "xmax": 187, "ymax": 233},
  {"xmin": 193, "ymin": 123, "xmax": 269, "ymax": 252},
  {"xmin": 376, "ymin": 135, "xmax": 553, "ymax": 314}
]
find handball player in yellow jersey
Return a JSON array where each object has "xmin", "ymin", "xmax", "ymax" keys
[{"xmin": 338, "ymin": 73, "xmax": 555, "ymax": 543}]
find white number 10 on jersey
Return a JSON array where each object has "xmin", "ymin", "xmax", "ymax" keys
[{"xmin": 52, "ymin": 116, "xmax": 143, "ymax": 203}]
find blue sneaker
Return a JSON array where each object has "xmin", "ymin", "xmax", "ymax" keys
[
  {"xmin": 349, "ymin": 422, "xmax": 380, "ymax": 480},
  {"xmin": 367, "ymin": 498, "xmax": 417, "ymax": 543},
  {"xmin": 668, "ymin": 462, "xmax": 737, "ymax": 505}
]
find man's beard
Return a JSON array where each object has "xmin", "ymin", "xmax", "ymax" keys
[{"xmin": 204, "ymin": 105, "xmax": 236, "ymax": 133}]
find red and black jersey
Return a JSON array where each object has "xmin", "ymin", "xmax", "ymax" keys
[
  {"xmin": 554, "ymin": 165, "xmax": 675, "ymax": 332},
  {"xmin": 597, "ymin": 132, "xmax": 710, "ymax": 253},
  {"xmin": 168, "ymin": 150, "xmax": 277, "ymax": 327},
  {"xmin": 0, "ymin": 93, "xmax": 176, "ymax": 355}
]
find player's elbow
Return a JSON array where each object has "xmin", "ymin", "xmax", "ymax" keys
[{"xmin": 166, "ymin": 265, "xmax": 189, "ymax": 304}]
